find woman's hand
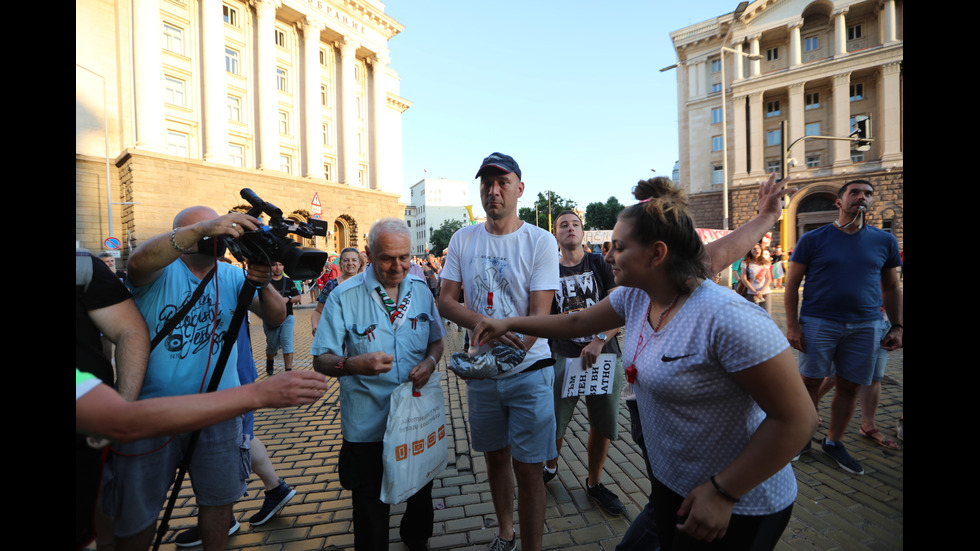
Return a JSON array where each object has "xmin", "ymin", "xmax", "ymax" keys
[
  {"xmin": 471, "ymin": 318, "xmax": 525, "ymax": 350},
  {"xmin": 675, "ymin": 481, "xmax": 735, "ymax": 542}
]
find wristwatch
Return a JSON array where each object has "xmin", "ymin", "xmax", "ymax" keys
[{"xmin": 595, "ymin": 333, "xmax": 608, "ymax": 343}]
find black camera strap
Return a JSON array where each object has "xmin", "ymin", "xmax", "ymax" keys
[{"xmin": 149, "ymin": 265, "xmax": 216, "ymax": 351}]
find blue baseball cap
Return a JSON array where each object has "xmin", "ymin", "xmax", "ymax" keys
[{"xmin": 475, "ymin": 152, "xmax": 521, "ymax": 181}]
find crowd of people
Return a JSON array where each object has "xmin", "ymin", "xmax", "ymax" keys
[{"xmin": 77, "ymin": 151, "xmax": 901, "ymax": 551}]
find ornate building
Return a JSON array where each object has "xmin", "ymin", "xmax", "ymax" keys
[
  {"xmin": 76, "ymin": 0, "xmax": 411, "ymax": 258},
  {"xmin": 670, "ymin": 0, "xmax": 902, "ymax": 249}
]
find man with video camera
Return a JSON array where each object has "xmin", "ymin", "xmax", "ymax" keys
[{"xmin": 103, "ymin": 206, "xmax": 286, "ymax": 551}]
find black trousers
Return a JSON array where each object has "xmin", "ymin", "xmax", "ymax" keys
[
  {"xmin": 339, "ymin": 440, "xmax": 434, "ymax": 551},
  {"xmin": 649, "ymin": 475, "xmax": 792, "ymax": 551}
]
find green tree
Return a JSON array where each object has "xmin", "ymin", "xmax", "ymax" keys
[
  {"xmin": 429, "ymin": 218, "xmax": 464, "ymax": 254},
  {"xmin": 584, "ymin": 196, "xmax": 625, "ymax": 230},
  {"xmin": 517, "ymin": 192, "xmax": 577, "ymax": 229}
]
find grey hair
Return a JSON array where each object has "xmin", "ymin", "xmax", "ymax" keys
[{"xmin": 368, "ymin": 217, "xmax": 411, "ymax": 251}]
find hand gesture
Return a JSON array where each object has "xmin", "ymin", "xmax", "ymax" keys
[
  {"xmin": 196, "ymin": 212, "xmax": 262, "ymax": 240},
  {"xmin": 472, "ymin": 318, "xmax": 525, "ymax": 351},
  {"xmin": 757, "ymin": 172, "xmax": 797, "ymax": 218},
  {"xmin": 675, "ymin": 481, "xmax": 735, "ymax": 542},
  {"xmin": 257, "ymin": 371, "xmax": 330, "ymax": 407},
  {"xmin": 347, "ymin": 351, "xmax": 395, "ymax": 376}
]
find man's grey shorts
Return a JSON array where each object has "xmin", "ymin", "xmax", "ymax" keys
[
  {"xmin": 553, "ymin": 353, "xmax": 625, "ymax": 441},
  {"xmin": 102, "ymin": 416, "xmax": 249, "ymax": 537}
]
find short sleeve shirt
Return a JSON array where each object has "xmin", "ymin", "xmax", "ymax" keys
[{"xmin": 609, "ymin": 280, "xmax": 797, "ymax": 515}]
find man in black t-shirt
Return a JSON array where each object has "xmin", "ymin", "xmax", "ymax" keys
[
  {"xmin": 263, "ymin": 261, "xmax": 301, "ymax": 375},
  {"xmin": 75, "ymin": 249, "xmax": 150, "ymax": 548}
]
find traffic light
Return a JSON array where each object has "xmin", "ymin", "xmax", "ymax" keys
[{"xmin": 852, "ymin": 115, "xmax": 872, "ymax": 151}]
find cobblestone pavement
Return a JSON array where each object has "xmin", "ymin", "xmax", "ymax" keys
[{"xmin": 106, "ymin": 287, "xmax": 903, "ymax": 550}]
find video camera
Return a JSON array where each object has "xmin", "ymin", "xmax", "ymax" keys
[{"xmin": 223, "ymin": 188, "xmax": 329, "ymax": 280}]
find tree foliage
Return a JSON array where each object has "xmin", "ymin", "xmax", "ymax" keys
[
  {"xmin": 429, "ymin": 218, "xmax": 464, "ymax": 254},
  {"xmin": 517, "ymin": 192, "xmax": 577, "ymax": 229},
  {"xmin": 584, "ymin": 196, "xmax": 626, "ymax": 230}
]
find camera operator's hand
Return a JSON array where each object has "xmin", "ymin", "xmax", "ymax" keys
[
  {"xmin": 195, "ymin": 212, "xmax": 263, "ymax": 240},
  {"xmin": 245, "ymin": 262, "xmax": 274, "ymax": 288}
]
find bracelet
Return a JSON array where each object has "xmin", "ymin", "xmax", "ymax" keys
[
  {"xmin": 889, "ymin": 324, "xmax": 903, "ymax": 331},
  {"xmin": 170, "ymin": 228, "xmax": 193, "ymax": 253},
  {"xmin": 710, "ymin": 476, "xmax": 740, "ymax": 503},
  {"xmin": 427, "ymin": 355, "xmax": 438, "ymax": 367}
]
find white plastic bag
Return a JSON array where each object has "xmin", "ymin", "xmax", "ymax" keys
[{"xmin": 380, "ymin": 371, "xmax": 448, "ymax": 504}]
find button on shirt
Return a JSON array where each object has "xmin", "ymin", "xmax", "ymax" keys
[{"xmin": 310, "ymin": 269, "xmax": 445, "ymax": 442}]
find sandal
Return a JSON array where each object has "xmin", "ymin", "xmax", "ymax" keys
[{"xmin": 859, "ymin": 426, "xmax": 900, "ymax": 449}]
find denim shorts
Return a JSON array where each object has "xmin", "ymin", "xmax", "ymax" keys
[
  {"xmin": 872, "ymin": 318, "xmax": 890, "ymax": 382},
  {"xmin": 264, "ymin": 315, "xmax": 295, "ymax": 354},
  {"xmin": 466, "ymin": 366, "xmax": 557, "ymax": 463},
  {"xmin": 799, "ymin": 315, "xmax": 879, "ymax": 386},
  {"xmin": 102, "ymin": 416, "xmax": 249, "ymax": 537}
]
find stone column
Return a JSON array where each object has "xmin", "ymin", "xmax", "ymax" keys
[
  {"xmin": 132, "ymin": 0, "xmax": 165, "ymax": 152},
  {"xmin": 879, "ymin": 62, "xmax": 903, "ymax": 162},
  {"xmin": 733, "ymin": 43, "xmax": 744, "ymax": 81},
  {"xmin": 202, "ymin": 0, "xmax": 228, "ymax": 163},
  {"xmin": 300, "ymin": 16, "xmax": 325, "ymax": 179},
  {"xmin": 747, "ymin": 91, "xmax": 765, "ymax": 176},
  {"xmin": 732, "ymin": 94, "xmax": 748, "ymax": 178},
  {"xmin": 254, "ymin": 0, "xmax": 281, "ymax": 170},
  {"xmin": 787, "ymin": 82, "xmax": 805, "ymax": 174},
  {"xmin": 747, "ymin": 34, "xmax": 761, "ymax": 77},
  {"xmin": 831, "ymin": 72, "xmax": 851, "ymax": 166},
  {"xmin": 833, "ymin": 8, "xmax": 849, "ymax": 58},
  {"xmin": 789, "ymin": 21, "xmax": 802, "ymax": 67},
  {"xmin": 369, "ymin": 55, "xmax": 389, "ymax": 191},
  {"xmin": 337, "ymin": 36, "xmax": 359, "ymax": 186},
  {"xmin": 883, "ymin": 0, "xmax": 898, "ymax": 44}
]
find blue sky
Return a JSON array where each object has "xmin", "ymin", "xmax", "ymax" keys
[{"xmin": 386, "ymin": 0, "xmax": 738, "ymax": 214}]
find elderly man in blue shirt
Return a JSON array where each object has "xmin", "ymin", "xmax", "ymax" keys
[{"xmin": 311, "ymin": 217, "xmax": 445, "ymax": 551}]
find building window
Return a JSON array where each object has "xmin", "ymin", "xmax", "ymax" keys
[
  {"xmin": 319, "ymin": 49, "xmax": 327, "ymax": 65},
  {"xmin": 163, "ymin": 23, "xmax": 184, "ymax": 55},
  {"xmin": 712, "ymin": 165, "xmax": 724, "ymax": 185},
  {"xmin": 321, "ymin": 84, "xmax": 328, "ymax": 106},
  {"xmin": 805, "ymin": 92, "xmax": 820, "ymax": 110},
  {"xmin": 805, "ymin": 154, "xmax": 821, "ymax": 168},
  {"xmin": 851, "ymin": 150, "xmax": 865, "ymax": 163},
  {"xmin": 804, "ymin": 36, "xmax": 819, "ymax": 52},
  {"xmin": 167, "ymin": 131, "xmax": 189, "ymax": 156},
  {"xmin": 805, "ymin": 122, "xmax": 820, "ymax": 136},
  {"xmin": 229, "ymin": 144, "xmax": 244, "ymax": 167},
  {"xmin": 355, "ymin": 97, "xmax": 362, "ymax": 119},
  {"xmin": 164, "ymin": 76, "xmax": 185, "ymax": 107},
  {"xmin": 766, "ymin": 129, "xmax": 781, "ymax": 146},
  {"xmin": 278, "ymin": 110, "xmax": 289, "ymax": 135},
  {"xmin": 711, "ymin": 107, "xmax": 722, "ymax": 124},
  {"xmin": 275, "ymin": 29, "xmax": 286, "ymax": 48},
  {"xmin": 847, "ymin": 24, "xmax": 862, "ymax": 41},
  {"xmin": 766, "ymin": 160, "xmax": 781, "ymax": 175},
  {"xmin": 277, "ymin": 68, "xmax": 287, "ymax": 92},
  {"xmin": 324, "ymin": 163, "xmax": 332, "ymax": 180},
  {"xmin": 766, "ymin": 47, "xmax": 778, "ymax": 61},
  {"xmin": 222, "ymin": 5, "xmax": 238, "ymax": 27},
  {"xmin": 711, "ymin": 83, "xmax": 722, "ymax": 93},
  {"xmin": 711, "ymin": 136, "xmax": 723, "ymax": 152},
  {"xmin": 710, "ymin": 58, "xmax": 721, "ymax": 73},
  {"xmin": 850, "ymin": 83, "xmax": 864, "ymax": 101},
  {"xmin": 766, "ymin": 101, "xmax": 781, "ymax": 118},
  {"xmin": 227, "ymin": 95, "xmax": 241, "ymax": 122},
  {"xmin": 280, "ymin": 154, "xmax": 292, "ymax": 174},
  {"xmin": 225, "ymin": 48, "xmax": 240, "ymax": 75},
  {"xmin": 358, "ymin": 170, "xmax": 364, "ymax": 185}
]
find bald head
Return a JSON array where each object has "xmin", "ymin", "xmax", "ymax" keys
[{"xmin": 174, "ymin": 206, "xmax": 219, "ymax": 229}]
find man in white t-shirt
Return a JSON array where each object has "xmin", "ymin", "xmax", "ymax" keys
[{"xmin": 438, "ymin": 153, "xmax": 559, "ymax": 551}]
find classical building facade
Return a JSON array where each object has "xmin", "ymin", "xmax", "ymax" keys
[
  {"xmin": 671, "ymin": 0, "xmax": 902, "ymax": 250},
  {"xmin": 404, "ymin": 179, "xmax": 471, "ymax": 255},
  {"xmin": 76, "ymin": 0, "xmax": 411, "ymax": 258}
]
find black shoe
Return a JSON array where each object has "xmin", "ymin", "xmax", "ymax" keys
[
  {"xmin": 249, "ymin": 479, "xmax": 296, "ymax": 525},
  {"xmin": 792, "ymin": 440, "xmax": 812, "ymax": 461},
  {"xmin": 174, "ymin": 516, "xmax": 239, "ymax": 547},
  {"xmin": 543, "ymin": 466, "xmax": 557, "ymax": 483},
  {"xmin": 586, "ymin": 479, "xmax": 625, "ymax": 516},
  {"xmin": 821, "ymin": 439, "xmax": 864, "ymax": 475}
]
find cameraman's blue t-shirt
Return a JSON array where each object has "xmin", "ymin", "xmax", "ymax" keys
[{"xmin": 130, "ymin": 261, "xmax": 245, "ymax": 398}]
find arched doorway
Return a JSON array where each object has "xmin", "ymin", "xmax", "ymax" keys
[{"xmin": 333, "ymin": 214, "xmax": 359, "ymax": 253}]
